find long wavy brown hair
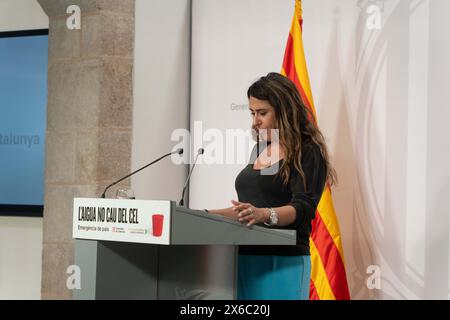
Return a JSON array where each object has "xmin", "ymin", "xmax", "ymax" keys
[{"xmin": 247, "ymin": 72, "xmax": 337, "ymax": 187}]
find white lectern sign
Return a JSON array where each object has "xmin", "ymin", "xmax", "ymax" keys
[{"xmin": 73, "ymin": 198, "xmax": 171, "ymax": 245}]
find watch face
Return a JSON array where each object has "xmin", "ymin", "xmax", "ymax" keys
[{"xmin": 270, "ymin": 211, "xmax": 278, "ymax": 225}]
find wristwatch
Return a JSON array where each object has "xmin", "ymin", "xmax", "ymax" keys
[{"xmin": 264, "ymin": 208, "xmax": 279, "ymax": 226}]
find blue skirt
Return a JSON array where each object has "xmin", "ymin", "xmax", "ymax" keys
[{"xmin": 237, "ymin": 255, "xmax": 311, "ymax": 300}]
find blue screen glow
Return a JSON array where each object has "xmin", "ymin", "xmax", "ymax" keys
[{"xmin": 0, "ymin": 34, "xmax": 48, "ymax": 206}]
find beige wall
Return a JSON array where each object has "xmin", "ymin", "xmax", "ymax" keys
[
  {"xmin": 131, "ymin": 0, "xmax": 190, "ymax": 201},
  {"xmin": 0, "ymin": 217, "xmax": 43, "ymax": 299},
  {"xmin": 0, "ymin": 0, "xmax": 48, "ymax": 31},
  {"xmin": 0, "ymin": 0, "xmax": 48, "ymax": 300}
]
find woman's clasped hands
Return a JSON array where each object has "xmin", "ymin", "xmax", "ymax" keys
[{"xmin": 231, "ymin": 200, "xmax": 268, "ymax": 228}]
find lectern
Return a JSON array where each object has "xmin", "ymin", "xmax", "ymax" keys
[{"xmin": 72, "ymin": 198, "xmax": 296, "ymax": 300}]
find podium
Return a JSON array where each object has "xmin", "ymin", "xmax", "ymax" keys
[{"xmin": 72, "ymin": 198, "xmax": 296, "ymax": 300}]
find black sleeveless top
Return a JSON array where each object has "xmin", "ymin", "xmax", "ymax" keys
[{"xmin": 235, "ymin": 141, "xmax": 326, "ymax": 256}]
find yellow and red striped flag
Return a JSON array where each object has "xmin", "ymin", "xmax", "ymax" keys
[{"xmin": 281, "ymin": 0, "xmax": 350, "ymax": 300}]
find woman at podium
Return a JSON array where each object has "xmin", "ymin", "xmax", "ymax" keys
[{"xmin": 206, "ymin": 72, "xmax": 336, "ymax": 300}]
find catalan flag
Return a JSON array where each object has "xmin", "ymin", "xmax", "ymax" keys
[{"xmin": 281, "ymin": 0, "xmax": 350, "ymax": 300}]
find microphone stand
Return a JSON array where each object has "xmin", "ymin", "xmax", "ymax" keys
[{"xmin": 178, "ymin": 148, "xmax": 204, "ymax": 207}]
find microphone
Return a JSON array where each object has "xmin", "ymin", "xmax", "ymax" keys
[
  {"xmin": 101, "ymin": 148, "xmax": 184, "ymax": 198},
  {"xmin": 178, "ymin": 148, "xmax": 204, "ymax": 207}
]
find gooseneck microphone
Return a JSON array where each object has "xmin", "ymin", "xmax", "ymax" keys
[
  {"xmin": 101, "ymin": 148, "xmax": 184, "ymax": 198},
  {"xmin": 178, "ymin": 148, "xmax": 204, "ymax": 207}
]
